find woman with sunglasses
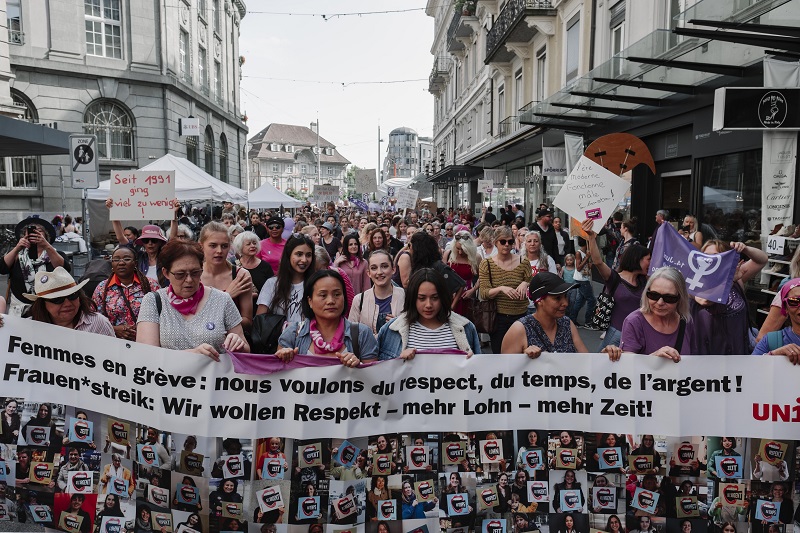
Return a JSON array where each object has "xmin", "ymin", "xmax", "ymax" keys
[
  {"xmin": 256, "ymin": 234, "xmax": 316, "ymax": 325},
  {"xmin": 751, "ymin": 277, "xmax": 800, "ymax": 364},
  {"xmin": 443, "ymin": 230, "xmax": 481, "ymax": 316},
  {"xmin": 138, "ymin": 240, "xmax": 249, "ymax": 360},
  {"xmin": 479, "ymin": 226, "xmax": 532, "ymax": 354},
  {"xmin": 23, "ymin": 266, "xmax": 115, "ymax": 336},
  {"xmin": 92, "ymin": 246, "xmax": 159, "ymax": 341},
  {"xmin": 581, "ymin": 219, "xmax": 651, "ymax": 349},
  {"xmin": 199, "ymin": 222, "xmax": 254, "ymax": 333},
  {"xmin": 619, "ymin": 267, "xmax": 692, "ymax": 361}
]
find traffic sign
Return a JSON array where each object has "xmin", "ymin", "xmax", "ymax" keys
[{"xmin": 69, "ymin": 134, "xmax": 99, "ymax": 189}]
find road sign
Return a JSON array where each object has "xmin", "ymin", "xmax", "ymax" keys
[{"xmin": 69, "ymin": 134, "xmax": 99, "ymax": 189}]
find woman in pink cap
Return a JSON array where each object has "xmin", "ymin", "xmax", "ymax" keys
[{"xmin": 751, "ymin": 277, "xmax": 800, "ymax": 363}]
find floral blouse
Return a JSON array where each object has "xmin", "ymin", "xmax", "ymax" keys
[{"xmin": 92, "ymin": 274, "xmax": 160, "ymax": 326}]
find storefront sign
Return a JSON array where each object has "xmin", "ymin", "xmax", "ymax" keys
[{"xmin": 713, "ymin": 87, "xmax": 800, "ymax": 131}]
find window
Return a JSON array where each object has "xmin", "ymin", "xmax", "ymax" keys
[
  {"xmin": 514, "ymin": 69, "xmax": 523, "ymax": 116},
  {"xmin": 286, "ymin": 164, "xmax": 293, "ymax": 174},
  {"xmin": 565, "ymin": 14, "xmax": 580, "ymax": 83},
  {"xmin": 536, "ymin": 47, "xmax": 547, "ymax": 102},
  {"xmin": 7, "ymin": 0, "xmax": 22, "ymax": 45},
  {"xmin": 219, "ymin": 134, "xmax": 228, "ymax": 183},
  {"xmin": 179, "ymin": 30, "xmax": 190, "ymax": 81},
  {"xmin": 83, "ymin": 100, "xmax": 134, "ymax": 160},
  {"xmin": 212, "ymin": 0, "xmax": 220, "ymax": 33},
  {"xmin": 187, "ymin": 136, "xmax": 199, "ymax": 165},
  {"xmin": 272, "ymin": 163, "xmax": 280, "ymax": 172},
  {"xmin": 497, "ymin": 84, "xmax": 505, "ymax": 121},
  {"xmin": 213, "ymin": 61, "xmax": 222, "ymax": 102},
  {"xmin": 301, "ymin": 163, "xmax": 307, "ymax": 175},
  {"xmin": 204, "ymin": 126, "xmax": 214, "ymax": 176},
  {"xmin": 272, "ymin": 178, "xmax": 279, "ymax": 189},
  {"xmin": 301, "ymin": 178, "xmax": 308, "ymax": 190},
  {"xmin": 327, "ymin": 166, "xmax": 334, "ymax": 176},
  {"xmin": 198, "ymin": 47, "xmax": 208, "ymax": 94},
  {"xmin": 610, "ymin": 23, "xmax": 625, "ymax": 76},
  {"xmin": 270, "ymin": 143, "xmax": 278, "ymax": 151},
  {"xmin": 0, "ymin": 92, "xmax": 39, "ymax": 190},
  {"xmin": 85, "ymin": 0, "xmax": 122, "ymax": 58},
  {"xmin": 285, "ymin": 144, "xmax": 294, "ymax": 153},
  {"xmin": 198, "ymin": 0, "xmax": 207, "ymax": 18}
]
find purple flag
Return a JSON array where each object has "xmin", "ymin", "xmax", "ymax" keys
[
  {"xmin": 227, "ymin": 352, "xmax": 383, "ymax": 375},
  {"xmin": 649, "ymin": 222, "xmax": 739, "ymax": 303},
  {"xmin": 349, "ymin": 198, "xmax": 369, "ymax": 212}
]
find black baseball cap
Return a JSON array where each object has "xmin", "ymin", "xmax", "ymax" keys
[
  {"xmin": 529, "ymin": 272, "xmax": 575, "ymax": 300},
  {"xmin": 265, "ymin": 216, "xmax": 285, "ymax": 228}
]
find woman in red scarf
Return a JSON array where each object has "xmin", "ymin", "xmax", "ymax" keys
[{"xmin": 137, "ymin": 240, "xmax": 249, "ymax": 359}]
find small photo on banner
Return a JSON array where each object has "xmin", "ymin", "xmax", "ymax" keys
[
  {"xmin": 66, "ymin": 470, "xmax": 94, "ymax": 494},
  {"xmin": 402, "ymin": 518, "xmax": 440, "ymax": 533},
  {"xmin": 665, "ymin": 437, "xmax": 704, "ymax": 478},
  {"xmin": 630, "ymin": 486, "xmax": 660, "ymax": 515},
  {"xmin": 18, "ymin": 401, "xmax": 64, "ymax": 448},
  {"xmin": 170, "ymin": 472, "xmax": 209, "ymax": 514},
  {"xmin": 549, "ymin": 512, "xmax": 587, "ymax": 533},
  {"xmin": 754, "ymin": 499, "xmax": 781, "ymax": 523},
  {"xmin": 292, "ymin": 438, "xmax": 331, "ymax": 487},
  {"xmin": 628, "ymin": 434, "xmax": 664, "ymax": 475},
  {"xmin": 65, "ymin": 415, "xmax": 94, "ymax": 446},
  {"xmin": 369, "ymin": 434, "xmax": 399, "ymax": 476},
  {"xmin": 585, "ymin": 433, "xmax": 627, "ymax": 471},
  {"xmin": 255, "ymin": 436, "xmax": 293, "ymax": 481},
  {"xmin": 550, "ymin": 469, "xmax": 587, "ymax": 513},
  {"xmin": 473, "ymin": 431, "xmax": 512, "ymax": 477},
  {"xmin": 441, "ymin": 434, "xmax": 470, "ymax": 469},
  {"xmin": 53, "ymin": 492, "xmax": 97, "ymax": 533},
  {"xmin": 752, "ymin": 439, "xmax": 794, "ymax": 482},
  {"xmin": 97, "ymin": 450, "xmax": 135, "ymax": 498},
  {"xmin": 365, "ymin": 519, "xmax": 402, "ymax": 533},
  {"xmin": 548, "ymin": 430, "xmax": 584, "ymax": 470},
  {"xmin": 329, "ymin": 479, "xmax": 366, "ymax": 525},
  {"xmin": 365, "ymin": 474, "xmax": 400, "ymax": 522},
  {"xmin": 401, "ymin": 433, "xmax": 439, "ymax": 472},
  {"xmin": 665, "ymin": 518, "xmax": 709, "ymax": 533},
  {"xmin": 482, "ymin": 518, "xmax": 507, "ymax": 533},
  {"xmin": 437, "ymin": 471, "xmax": 475, "ymax": 519},
  {"xmin": 588, "ymin": 473, "xmax": 624, "ymax": 514},
  {"xmin": 104, "ymin": 417, "xmax": 132, "ymax": 450},
  {"xmin": 705, "ymin": 437, "xmax": 746, "ymax": 482},
  {"xmin": 211, "ymin": 437, "xmax": 252, "ymax": 480}
]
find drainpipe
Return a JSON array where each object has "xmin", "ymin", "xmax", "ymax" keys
[{"xmin": 589, "ymin": 0, "xmax": 597, "ymax": 70}]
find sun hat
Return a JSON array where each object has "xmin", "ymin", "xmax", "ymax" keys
[
  {"xmin": 15, "ymin": 216, "xmax": 56, "ymax": 243},
  {"xmin": 23, "ymin": 266, "xmax": 88, "ymax": 302},
  {"xmin": 779, "ymin": 277, "xmax": 800, "ymax": 316},
  {"xmin": 528, "ymin": 272, "xmax": 576, "ymax": 301},
  {"xmin": 134, "ymin": 225, "xmax": 167, "ymax": 246},
  {"xmin": 321, "ymin": 222, "xmax": 335, "ymax": 232}
]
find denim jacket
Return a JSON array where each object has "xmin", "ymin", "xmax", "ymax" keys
[
  {"xmin": 278, "ymin": 318, "xmax": 378, "ymax": 360},
  {"xmin": 376, "ymin": 312, "xmax": 482, "ymax": 360}
]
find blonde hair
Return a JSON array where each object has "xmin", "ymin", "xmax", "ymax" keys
[
  {"xmin": 493, "ymin": 226, "xmax": 513, "ymax": 242},
  {"xmin": 526, "ymin": 231, "xmax": 551, "ymax": 272},
  {"xmin": 640, "ymin": 267, "xmax": 691, "ymax": 321},
  {"xmin": 199, "ymin": 221, "xmax": 228, "ymax": 242},
  {"xmin": 453, "ymin": 231, "xmax": 480, "ymax": 274}
]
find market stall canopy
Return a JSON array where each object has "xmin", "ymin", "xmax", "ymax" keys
[
  {"xmin": 377, "ymin": 177, "xmax": 414, "ymax": 195},
  {"xmin": 248, "ymin": 181, "xmax": 304, "ymax": 209}
]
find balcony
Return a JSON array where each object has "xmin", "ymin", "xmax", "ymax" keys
[
  {"xmin": 485, "ymin": 0, "xmax": 556, "ymax": 64},
  {"xmin": 428, "ymin": 55, "xmax": 451, "ymax": 94},
  {"xmin": 517, "ymin": 100, "xmax": 539, "ymax": 125},
  {"xmin": 446, "ymin": 9, "xmax": 478, "ymax": 55},
  {"xmin": 497, "ymin": 115, "xmax": 518, "ymax": 138}
]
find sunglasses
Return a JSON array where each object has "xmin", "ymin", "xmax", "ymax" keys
[
  {"xmin": 140, "ymin": 238, "xmax": 161, "ymax": 244},
  {"xmin": 454, "ymin": 234, "xmax": 470, "ymax": 241},
  {"xmin": 785, "ymin": 296, "xmax": 800, "ymax": 308},
  {"xmin": 48, "ymin": 292, "xmax": 81, "ymax": 305},
  {"xmin": 646, "ymin": 290, "xmax": 680, "ymax": 304},
  {"xmin": 268, "ymin": 225, "xmax": 282, "ymax": 230},
  {"xmin": 497, "ymin": 239, "xmax": 513, "ymax": 246},
  {"xmin": 170, "ymin": 269, "xmax": 203, "ymax": 281}
]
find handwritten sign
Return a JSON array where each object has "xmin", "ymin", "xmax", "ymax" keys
[
  {"xmin": 477, "ymin": 180, "xmax": 494, "ymax": 194},
  {"xmin": 355, "ymin": 169, "xmax": 377, "ymax": 193},
  {"xmin": 395, "ymin": 188, "xmax": 419, "ymax": 210},
  {"xmin": 314, "ymin": 185, "xmax": 340, "ymax": 204},
  {"xmin": 109, "ymin": 170, "xmax": 176, "ymax": 220},
  {"xmin": 553, "ymin": 156, "xmax": 630, "ymax": 233}
]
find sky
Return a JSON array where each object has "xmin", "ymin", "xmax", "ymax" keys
[{"xmin": 238, "ymin": 1, "xmax": 435, "ymax": 171}]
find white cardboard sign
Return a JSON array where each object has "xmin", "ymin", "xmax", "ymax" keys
[
  {"xmin": 314, "ymin": 185, "xmax": 340, "ymax": 204},
  {"xmin": 109, "ymin": 170, "xmax": 176, "ymax": 221},
  {"xmin": 395, "ymin": 188, "xmax": 419, "ymax": 210},
  {"xmin": 553, "ymin": 156, "xmax": 630, "ymax": 233}
]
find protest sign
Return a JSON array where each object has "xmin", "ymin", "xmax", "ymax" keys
[
  {"xmin": 650, "ymin": 222, "xmax": 739, "ymax": 302},
  {"xmin": 395, "ymin": 187, "xmax": 419, "ymax": 210},
  {"xmin": 109, "ymin": 170, "xmax": 176, "ymax": 220},
  {"xmin": 354, "ymin": 169, "xmax": 377, "ymax": 193},
  {"xmin": 477, "ymin": 180, "xmax": 494, "ymax": 194},
  {"xmin": 313, "ymin": 184, "xmax": 340, "ymax": 204},
  {"xmin": 553, "ymin": 156, "xmax": 630, "ymax": 233}
]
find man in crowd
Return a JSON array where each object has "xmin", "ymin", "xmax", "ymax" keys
[
  {"xmin": 530, "ymin": 207, "xmax": 558, "ymax": 259},
  {"xmin": 648, "ymin": 209, "xmax": 669, "ymax": 249}
]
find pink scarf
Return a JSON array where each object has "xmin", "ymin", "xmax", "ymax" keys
[
  {"xmin": 309, "ymin": 318, "xmax": 345, "ymax": 354},
  {"xmin": 166, "ymin": 283, "xmax": 205, "ymax": 315}
]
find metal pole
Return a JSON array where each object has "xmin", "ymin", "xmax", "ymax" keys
[
  {"xmin": 59, "ymin": 166, "xmax": 66, "ymax": 218},
  {"xmin": 317, "ymin": 113, "xmax": 321, "ymax": 186},
  {"xmin": 81, "ymin": 188, "xmax": 88, "ymax": 252},
  {"xmin": 377, "ymin": 122, "xmax": 381, "ymax": 184}
]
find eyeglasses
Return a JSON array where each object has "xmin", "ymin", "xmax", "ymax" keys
[
  {"xmin": 111, "ymin": 257, "xmax": 135, "ymax": 263},
  {"xmin": 646, "ymin": 291, "xmax": 680, "ymax": 304},
  {"xmin": 48, "ymin": 292, "xmax": 81, "ymax": 305},
  {"xmin": 170, "ymin": 269, "xmax": 203, "ymax": 281},
  {"xmin": 785, "ymin": 296, "xmax": 800, "ymax": 307},
  {"xmin": 140, "ymin": 238, "xmax": 160, "ymax": 244},
  {"xmin": 497, "ymin": 239, "xmax": 513, "ymax": 246}
]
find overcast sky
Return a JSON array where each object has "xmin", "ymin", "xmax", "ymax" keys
[{"xmin": 239, "ymin": 1, "xmax": 434, "ymax": 171}]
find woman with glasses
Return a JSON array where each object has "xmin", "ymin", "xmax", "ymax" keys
[
  {"xmin": 256, "ymin": 234, "xmax": 316, "ymax": 324},
  {"xmin": 751, "ymin": 277, "xmax": 800, "ymax": 364},
  {"xmin": 23, "ymin": 266, "xmax": 114, "ymax": 336},
  {"xmin": 92, "ymin": 246, "xmax": 160, "ymax": 340},
  {"xmin": 619, "ymin": 267, "xmax": 692, "ymax": 361},
  {"xmin": 138, "ymin": 240, "xmax": 249, "ymax": 359},
  {"xmin": 443, "ymin": 230, "xmax": 481, "ymax": 316},
  {"xmin": 479, "ymin": 226, "xmax": 532, "ymax": 354},
  {"xmin": 199, "ymin": 222, "xmax": 254, "ymax": 333},
  {"xmin": 258, "ymin": 216, "xmax": 287, "ymax": 274}
]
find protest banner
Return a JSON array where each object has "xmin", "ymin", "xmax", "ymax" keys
[
  {"xmin": 313, "ymin": 184, "xmax": 340, "ymax": 204},
  {"xmin": 649, "ymin": 222, "xmax": 739, "ymax": 303},
  {"xmin": 395, "ymin": 188, "xmax": 419, "ymax": 210},
  {"xmin": 354, "ymin": 169, "xmax": 378, "ymax": 193},
  {"xmin": 1, "ymin": 316, "xmax": 799, "ymax": 532},
  {"xmin": 108, "ymin": 170, "xmax": 176, "ymax": 220},
  {"xmin": 553, "ymin": 156, "xmax": 630, "ymax": 233}
]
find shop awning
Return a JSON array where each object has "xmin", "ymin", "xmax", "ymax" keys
[{"xmin": 0, "ymin": 115, "xmax": 69, "ymax": 156}]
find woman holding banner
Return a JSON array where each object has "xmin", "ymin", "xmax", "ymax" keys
[
  {"xmin": 751, "ymin": 278, "xmax": 800, "ymax": 365},
  {"xmin": 377, "ymin": 268, "xmax": 481, "ymax": 360},
  {"xmin": 619, "ymin": 267, "xmax": 692, "ymax": 361},
  {"xmin": 349, "ymin": 250, "xmax": 404, "ymax": 337},
  {"xmin": 274, "ymin": 269, "xmax": 378, "ymax": 365},
  {"xmin": 137, "ymin": 239, "xmax": 249, "ymax": 359}
]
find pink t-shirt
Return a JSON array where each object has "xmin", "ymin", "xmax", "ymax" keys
[{"xmin": 258, "ymin": 238, "xmax": 286, "ymax": 273}]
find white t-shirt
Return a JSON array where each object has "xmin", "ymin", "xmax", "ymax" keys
[{"xmin": 257, "ymin": 277, "xmax": 304, "ymax": 323}]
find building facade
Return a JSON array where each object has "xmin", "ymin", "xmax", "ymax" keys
[
  {"xmin": 0, "ymin": 0, "xmax": 248, "ymax": 223},
  {"xmin": 247, "ymin": 123, "xmax": 351, "ymax": 199},
  {"xmin": 381, "ymin": 127, "xmax": 434, "ymax": 181}
]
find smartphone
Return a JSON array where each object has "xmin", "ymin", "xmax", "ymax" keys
[{"xmin": 27, "ymin": 225, "xmax": 37, "ymax": 235}]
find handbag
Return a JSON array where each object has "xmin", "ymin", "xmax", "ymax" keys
[
  {"xmin": 251, "ymin": 313, "xmax": 287, "ymax": 354},
  {"xmin": 589, "ymin": 273, "xmax": 621, "ymax": 331},
  {"xmin": 471, "ymin": 259, "xmax": 497, "ymax": 334}
]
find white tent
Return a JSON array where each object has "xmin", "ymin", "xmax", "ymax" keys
[
  {"xmin": 248, "ymin": 181, "xmax": 304, "ymax": 209},
  {"xmin": 87, "ymin": 154, "xmax": 248, "ymax": 239},
  {"xmin": 377, "ymin": 177, "xmax": 413, "ymax": 195}
]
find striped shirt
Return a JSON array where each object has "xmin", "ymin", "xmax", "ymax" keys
[
  {"xmin": 479, "ymin": 256, "xmax": 532, "ymax": 315},
  {"xmin": 407, "ymin": 322, "xmax": 457, "ymax": 351}
]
